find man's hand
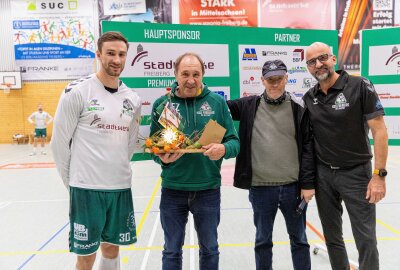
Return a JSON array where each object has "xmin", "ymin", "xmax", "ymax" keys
[
  {"xmin": 156, "ymin": 152, "xmax": 184, "ymax": 164},
  {"xmin": 366, "ymin": 174, "xmax": 386, "ymax": 204},
  {"xmin": 203, "ymin": 143, "xmax": 225, "ymax": 160},
  {"xmin": 301, "ymin": 189, "xmax": 315, "ymax": 203}
]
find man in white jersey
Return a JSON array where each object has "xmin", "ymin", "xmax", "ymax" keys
[
  {"xmin": 51, "ymin": 32, "xmax": 141, "ymax": 270},
  {"xmin": 28, "ymin": 104, "xmax": 53, "ymax": 155}
]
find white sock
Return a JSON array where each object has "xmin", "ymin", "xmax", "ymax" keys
[
  {"xmin": 32, "ymin": 147, "xmax": 37, "ymax": 153},
  {"xmin": 98, "ymin": 255, "xmax": 120, "ymax": 270}
]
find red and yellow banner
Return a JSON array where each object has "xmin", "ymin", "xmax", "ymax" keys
[{"xmin": 179, "ymin": 0, "xmax": 258, "ymax": 27}]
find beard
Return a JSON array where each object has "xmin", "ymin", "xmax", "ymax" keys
[
  {"xmin": 313, "ymin": 67, "xmax": 332, "ymax": 82},
  {"xmin": 103, "ymin": 63, "xmax": 123, "ymax": 77}
]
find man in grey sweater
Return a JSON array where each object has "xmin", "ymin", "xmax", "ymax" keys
[{"xmin": 227, "ymin": 59, "xmax": 316, "ymax": 270}]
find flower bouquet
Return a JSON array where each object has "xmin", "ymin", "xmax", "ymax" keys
[
  {"xmin": 144, "ymin": 128, "xmax": 206, "ymax": 154},
  {"xmin": 143, "ymin": 95, "xmax": 226, "ymax": 154},
  {"xmin": 144, "ymin": 118, "xmax": 227, "ymax": 154}
]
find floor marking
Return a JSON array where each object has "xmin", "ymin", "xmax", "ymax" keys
[
  {"xmin": 121, "ymin": 256, "xmax": 129, "ymax": 264},
  {"xmin": 139, "ymin": 212, "xmax": 160, "ymax": 270},
  {"xmin": 16, "ymin": 222, "xmax": 69, "ymax": 269},
  {"xmin": 136, "ymin": 177, "xmax": 161, "ymax": 236},
  {"xmin": 189, "ymin": 214, "xmax": 195, "ymax": 270},
  {"xmin": 0, "ymin": 202, "xmax": 11, "ymax": 209},
  {"xmin": 124, "ymin": 177, "xmax": 161, "ymax": 251},
  {"xmin": 2, "ymin": 238, "xmax": 400, "ymax": 257},
  {"xmin": 0, "ymin": 162, "xmax": 55, "ymax": 169},
  {"xmin": 377, "ymin": 218, "xmax": 400, "ymax": 236},
  {"xmin": 306, "ymin": 221, "xmax": 325, "ymax": 241},
  {"xmin": 306, "ymin": 221, "xmax": 357, "ymax": 270}
]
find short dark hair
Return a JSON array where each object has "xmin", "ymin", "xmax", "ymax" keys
[
  {"xmin": 174, "ymin": 52, "xmax": 205, "ymax": 75},
  {"xmin": 97, "ymin": 31, "xmax": 129, "ymax": 52}
]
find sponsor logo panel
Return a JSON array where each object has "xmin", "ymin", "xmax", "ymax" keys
[
  {"xmin": 369, "ymin": 45, "xmax": 400, "ymax": 75},
  {"xmin": 122, "ymin": 43, "xmax": 229, "ymax": 77}
]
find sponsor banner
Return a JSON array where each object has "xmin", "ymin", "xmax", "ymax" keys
[
  {"xmin": 361, "ymin": 27, "xmax": 400, "ymax": 145},
  {"xmin": 384, "ymin": 116, "xmax": 400, "ymax": 139},
  {"xmin": 135, "ymin": 87, "xmax": 167, "ymax": 115},
  {"xmin": 103, "ymin": 21, "xmax": 336, "ymax": 157},
  {"xmin": 208, "ymin": 86, "xmax": 230, "ymax": 100},
  {"xmin": 374, "ymin": 84, "xmax": 400, "ymax": 107},
  {"xmin": 371, "ymin": 0, "xmax": 396, "ymax": 28},
  {"xmin": 103, "ymin": 0, "xmax": 146, "ymax": 16},
  {"xmin": 368, "ymin": 45, "xmax": 400, "ymax": 76},
  {"xmin": 368, "ymin": 116, "xmax": 400, "ymax": 140},
  {"xmin": 396, "ymin": 0, "xmax": 400, "ymax": 25},
  {"xmin": 11, "ymin": 0, "xmax": 95, "ymax": 80},
  {"xmin": 99, "ymin": 0, "xmax": 172, "ymax": 25},
  {"xmin": 134, "ymin": 86, "xmax": 230, "ymax": 116},
  {"xmin": 179, "ymin": 0, "xmax": 258, "ymax": 27},
  {"xmin": 18, "ymin": 58, "xmax": 94, "ymax": 80},
  {"xmin": 260, "ymin": 0, "xmax": 335, "ymax": 30},
  {"xmin": 337, "ymin": 0, "xmax": 400, "ymax": 71},
  {"xmin": 238, "ymin": 44, "xmax": 316, "ymax": 97},
  {"xmin": 122, "ymin": 42, "xmax": 229, "ymax": 78}
]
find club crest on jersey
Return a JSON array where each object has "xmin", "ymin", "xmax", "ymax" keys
[
  {"xmin": 197, "ymin": 101, "xmax": 215, "ymax": 116},
  {"xmin": 332, "ymin": 93, "xmax": 349, "ymax": 110},
  {"xmin": 121, "ymin": 99, "xmax": 134, "ymax": 117}
]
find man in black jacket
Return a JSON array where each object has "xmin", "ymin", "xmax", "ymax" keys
[
  {"xmin": 303, "ymin": 42, "xmax": 387, "ymax": 270},
  {"xmin": 227, "ymin": 59, "xmax": 315, "ymax": 270}
]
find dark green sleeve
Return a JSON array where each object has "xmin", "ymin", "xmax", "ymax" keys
[
  {"xmin": 221, "ymin": 100, "xmax": 240, "ymax": 159},
  {"xmin": 149, "ymin": 98, "xmax": 163, "ymax": 165}
]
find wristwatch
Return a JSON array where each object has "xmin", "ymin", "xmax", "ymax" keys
[{"xmin": 373, "ymin": 169, "xmax": 388, "ymax": 177}]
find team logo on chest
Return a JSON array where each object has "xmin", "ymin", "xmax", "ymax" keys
[
  {"xmin": 197, "ymin": 101, "xmax": 215, "ymax": 116},
  {"xmin": 121, "ymin": 99, "xmax": 134, "ymax": 117},
  {"xmin": 332, "ymin": 93, "xmax": 349, "ymax": 110},
  {"xmin": 88, "ymin": 99, "xmax": 104, "ymax": 111}
]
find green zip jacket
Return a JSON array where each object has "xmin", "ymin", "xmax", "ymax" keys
[{"xmin": 150, "ymin": 82, "xmax": 240, "ymax": 191}]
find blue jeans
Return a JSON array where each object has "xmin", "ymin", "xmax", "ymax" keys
[
  {"xmin": 160, "ymin": 187, "xmax": 220, "ymax": 270},
  {"xmin": 249, "ymin": 183, "xmax": 311, "ymax": 270}
]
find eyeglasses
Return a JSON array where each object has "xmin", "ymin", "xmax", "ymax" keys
[{"xmin": 306, "ymin": 54, "xmax": 332, "ymax": 67}]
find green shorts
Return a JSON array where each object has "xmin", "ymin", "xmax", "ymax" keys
[
  {"xmin": 34, "ymin": 128, "xmax": 47, "ymax": 138},
  {"xmin": 69, "ymin": 187, "xmax": 137, "ymax": 255}
]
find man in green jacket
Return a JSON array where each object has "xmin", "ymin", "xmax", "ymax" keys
[{"xmin": 150, "ymin": 52, "xmax": 240, "ymax": 270}]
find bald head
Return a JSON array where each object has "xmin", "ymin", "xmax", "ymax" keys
[
  {"xmin": 306, "ymin": 42, "xmax": 333, "ymax": 59},
  {"xmin": 305, "ymin": 42, "xmax": 337, "ymax": 82}
]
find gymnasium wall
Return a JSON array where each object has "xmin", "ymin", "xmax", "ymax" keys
[{"xmin": 0, "ymin": 82, "xmax": 67, "ymax": 143}]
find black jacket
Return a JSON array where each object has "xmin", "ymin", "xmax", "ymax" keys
[{"xmin": 227, "ymin": 92, "xmax": 315, "ymax": 190}]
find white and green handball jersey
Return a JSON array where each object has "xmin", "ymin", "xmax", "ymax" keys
[
  {"xmin": 51, "ymin": 74, "xmax": 141, "ymax": 190},
  {"xmin": 28, "ymin": 111, "xmax": 53, "ymax": 129}
]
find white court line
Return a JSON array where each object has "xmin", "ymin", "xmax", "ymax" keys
[
  {"xmin": 139, "ymin": 212, "xmax": 160, "ymax": 270},
  {"xmin": 0, "ymin": 202, "xmax": 11, "ymax": 209},
  {"xmin": 189, "ymin": 214, "xmax": 195, "ymax": 270}
]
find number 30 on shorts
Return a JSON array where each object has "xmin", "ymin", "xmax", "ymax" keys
[{"xmin": 119, "ymin": 232, "xmax": 131, "ymax": 242}]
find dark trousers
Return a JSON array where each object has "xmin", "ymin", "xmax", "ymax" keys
[
  {"xmin": 316, "ymin": 162, "xmax": 379, "ymax": 270},
  {"xmin": 160, "ymin": 187, "xmax": 220, "ymax": 270},
  {"xmin": 249, "ymin": 183, "xmax": 311, "ymax": 270}
]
